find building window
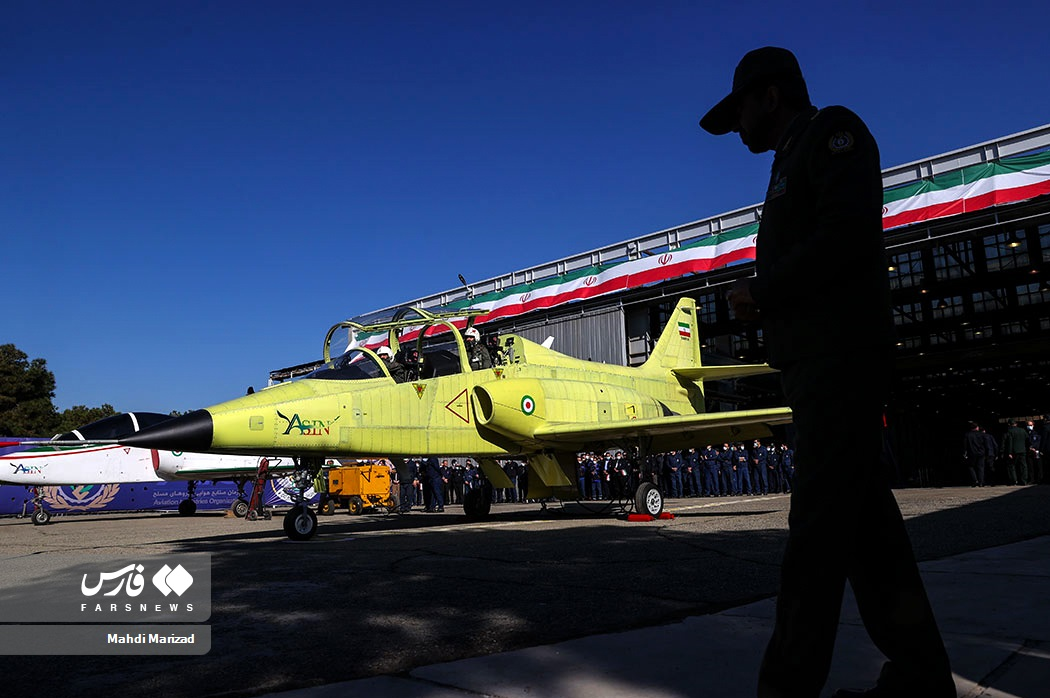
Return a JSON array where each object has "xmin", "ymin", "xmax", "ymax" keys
[
  {"xmin": 971, "ymin": 289, "xmax": 1007, "ymax": 314},
  {"xmin": 1001, "ymin": 321, "xmax": 1026, "ymax": 336},
  {"xmin": 897, "ymin": 336, "xmax": 922, "ymax": 350},
  {"xmin": 888, "ymin": 250, "xmax": 923, "ymax": 290},
  {"xmin": 985, "ymin": 230, "xmax": 1030, "ymax": 272},
  {"xmin": 1016, "ymin": 282, "xmax": 1050, "ymax": 306},
  {"xmin": 893, "ymin": 302, "xmax": 923, "ymax": 326},
  {"xmin": 931, "ymin": 295, "xmax": 964, "ymax": 320},
  {"xmin": 1040, "ymin": 223, "xmax": 1050, "ymax": 264},
  {"xmin": 932, "ymin": 240, "xmax": 974, "ymax": 281},
  {"xmin": 730, "ymin": 332, "xmax": 758, "ymax": 360},
  {"xmin": 697, "ymin": 293, "xmax": 719, "ymax": 325},
  {"xmin": 963, "ymin": 325, "xmax": 992, "ymax": 341}
]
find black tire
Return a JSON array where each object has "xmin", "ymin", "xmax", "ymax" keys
[
  {"xmin": 31, "ymin": 508, "xmax": 51, "ymax": 526},
  {"xmin": 246, "ymin": 510, "xmax": 259, "ymax": 522},
  {"xmin": 283, "ymin": 505, "xmax": 318, "ymax": 541},
  {"xmin": 318, "ymin": 498, "xmax": 336, "ymax": 516},
  {"xmin": 232, "ymin": 499, "xmax": 250, "ymax": 518},
  {"xmin": 347, "ymin": 497, "xmax": 364, "ymax": 516},
  {"xmin": 463, "ymin": 487, "xmax": 491, "ymax": 521},
  {"xmin": 634, "ymin": 482, "xmax": 664, "ymax": 517},
  {"xmin": 178, "ymin": 499, "xmax": 197, "ymax": 517}
]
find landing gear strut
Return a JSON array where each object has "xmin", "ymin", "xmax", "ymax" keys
[
  {"xmin": 22, "ymin": 487, "xmax": 52, "ymax": 525},
  {"xmin": 281, "ymin": 458, "xmax": 321, "ymax": 541},
  {"xmin": 231, "ymin": 479, "xmax": 250, "ymax": 518},
  {"xmin": 463, "ymin": 485, "xmax": 492, "ymax": 521}
]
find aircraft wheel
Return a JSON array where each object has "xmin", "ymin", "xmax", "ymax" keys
[
  {"xmin": 283, "ymin": 505, "xmax": 318, "ymax": 541},
  {"xmin": 318, "ymin": 498, "xmax": 336, "ymax": 516},
  {"xmin": 178, "ymin": 499, "xmax": 197, "ymax": 517},
  {"xmin": 634, "ymin": 483, "xmax": 664, "ymax": 517},
  {"xmin": 232, "ymin": 499, "xmax": 250, "ymax": 518},
  {"xmin": 32, "ymin": 508, "xmax": 51, "ymax": 526},
  {"xmin": 347, "ymin": 497, "xmax": 364, "ymax": 516},
  {"xmin": 463, "ymin": 488, "xmax": 491, "ymax": 521}
]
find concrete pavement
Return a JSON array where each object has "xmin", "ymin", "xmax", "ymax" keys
[{"xmin": 265, "ymin": 534, "xmax": 1050, "ymax": 698}]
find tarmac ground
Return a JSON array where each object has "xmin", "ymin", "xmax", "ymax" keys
[{"xmin": 1, "ymin": 484, "xmax": 1048, "ymax": 698}]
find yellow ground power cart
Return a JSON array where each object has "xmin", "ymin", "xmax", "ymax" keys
[{"xmin": 319, "ymin": 461, "xmax": 399, "ymax": 515}]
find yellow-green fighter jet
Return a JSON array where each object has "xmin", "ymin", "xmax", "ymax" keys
[{"xmin": 122, "ymin": 297, "xmax": 791, "ymax": 539}]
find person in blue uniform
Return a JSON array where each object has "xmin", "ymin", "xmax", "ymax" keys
[
  {"xmin": 703, "ymin": 46, "xmax": 953, "ymax": 697},
  {"xmin": 981, "ymin": 427, "xmax": 999, "ymax": 485},
  {"xmin": 717, "ymin": 443, "xmax": 734, "ymax": 496},
  {"xmin": 777, "ymin": 443, "xmax": 795, "ymax": 493},
  {"xmin": 702, "ymin": 445, "xmax": 720, "ymax": 496},
  {"xmin": 685, "ymin": 448, "xmax": 702, "ymax": 497},
  {"xmin": 666, "ymin": 450, "xmax": 684, "ymax": 499},
  {"xmin": 588, "ymin": 455, "xmax": 603, "ymax": 500},
  {"xmin": 1040, "ymin": 417, "xmax": 1050, "ymax": 484},
  {"xmin": 751, "ymin": 440, "xmax": 770, "ymax": 495},
  {"xmin": 424, "ymin": 456, "xmax": 445, "ymax": 512},
  {"xmin": 1026, "ymin": 421, "xmax": 1042, "ymax": 484},
  {"xmin": 734, "ymin": 443, "xmax": 752, "ymax": 495}
]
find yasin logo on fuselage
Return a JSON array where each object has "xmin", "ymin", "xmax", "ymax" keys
[
  {"xmin": 277, "ymin": 411, "xmax": 340, "ymax": 437},
  {"xmin": 11, "ymin": 463, "xmax": 45, "ymax": 475}
]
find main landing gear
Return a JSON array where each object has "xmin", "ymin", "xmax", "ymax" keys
[
  {"xmin": 230, "ymin": 478, "xmax": 251, "ymax": 518},
  {"xmin": 462, "ymin": 486, "xmax": 492, "ymax": 521},
  {"xmin": 633, "ymin": 482, "xmax": 664, "ymax": 517}
]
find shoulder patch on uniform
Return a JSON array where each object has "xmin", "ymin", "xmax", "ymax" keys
[{"xmin": 828, "ymin": 131, "xmax": 854, "ymax": 154}]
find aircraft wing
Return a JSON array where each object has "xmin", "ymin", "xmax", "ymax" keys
[{"xmin": 531, "ymin": 407, "xmax": 793, "ymax": 444}]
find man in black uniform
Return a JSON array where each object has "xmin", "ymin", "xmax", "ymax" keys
[
  {"xmin": 962, "ymin": 422, "xmax": 988, "ymax": 487},
  {"xmin": 376, "ymin": 346, "xmax": 407, "ymax": 383},
  {"xmin": 701, "ymin": 47, "xmax": 953, "ymax": 698}
]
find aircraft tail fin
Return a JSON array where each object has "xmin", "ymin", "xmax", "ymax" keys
[{"xmin": 639, "ymin": 297, "xmax": 703, "ymax": 374}]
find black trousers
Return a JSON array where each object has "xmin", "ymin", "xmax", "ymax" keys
[{"xmin": 757, "ymin": 354, "xmax": 953, "ymax": 698}]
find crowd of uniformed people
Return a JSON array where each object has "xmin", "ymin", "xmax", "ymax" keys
[
  {"xmin": 390, "ymin": 439, "xmax": 795, "ymax": 513},
  {"xmin": 962, "ymin": 417, "xmax": 1048, "ymax": 487},
  {"xmin": 395, "ymin": 457, "xmax": 528, "ymax": 512},
  {"xmin": 574, "ymin": 441, "xmax": 796, "ymax": 501}
]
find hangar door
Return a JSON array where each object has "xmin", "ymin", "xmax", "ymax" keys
[{"xmin": 502, "ymin": 305, "xmax": 627, "ymax": 366}]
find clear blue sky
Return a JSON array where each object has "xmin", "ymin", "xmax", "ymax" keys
[{"xmin": 5, "ymin": 1, "xmax": 1049, "ymax": 415}]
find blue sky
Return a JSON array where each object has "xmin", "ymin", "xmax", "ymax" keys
[{"xmin": 5, "ymin": 1, "xmax": 1050, "ymax": 415}]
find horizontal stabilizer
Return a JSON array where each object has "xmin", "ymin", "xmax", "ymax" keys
[{"xmin": 672, "ymin": 364, "xmax": 778, "ymax": 382}]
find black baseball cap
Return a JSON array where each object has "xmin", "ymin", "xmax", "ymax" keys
[{"xmin": 700, "ymin": 47, "xmax": 804, "ymax": 135}]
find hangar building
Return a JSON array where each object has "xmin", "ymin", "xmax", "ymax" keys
[{"xmin": 275, "ymin": 123, "xmax": 1050, "ymax": 485}]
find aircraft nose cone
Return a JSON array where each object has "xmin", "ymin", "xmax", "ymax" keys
[{"xmin": 120, "ymin": 409, "xmax": 214, "ymax": 453}]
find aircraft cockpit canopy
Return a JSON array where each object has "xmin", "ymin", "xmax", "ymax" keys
[
  {"xmin": 323, "ymin": 304, "xmax": 488, "ymax": 363},
  {"xmin": 304, "ymin": 349, "xmax": 386, "ymax": 382}
]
